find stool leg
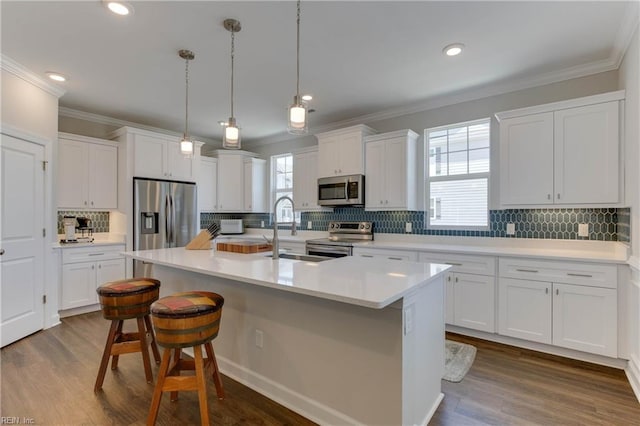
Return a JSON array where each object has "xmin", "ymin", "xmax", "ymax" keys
[
  {"xmin": 205, "ymin": 342, "xmax": 225, "ymax": 399},
  {"xmin": 170, "ymin": 348, "xmax": 181, "ymax": 402},
  {"xmin": 137, "ymin": 317, "xmax": 154, "ymax": 384},
  {"xmin": 193, "ymin": 345, "xmax": 210, "ymax": 426},
  {"xmin": 144, "ymin": 314, "xmax": 161, "ymax": 364},
  {"xmin": 94, "ymin": 320, "xmax": 119, "ymax": 392},
  {"xmin": 147, "ymin": 348, "xmax": 172, "ymax": 426},
  {"xmin": 111, "ymin": 320, "xmax": 124, "ymax": 370}
]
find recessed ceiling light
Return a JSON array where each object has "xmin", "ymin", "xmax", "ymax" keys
[
  {"xmin": 104, "ymin": 1, "xmax": 134, "ymax": 16},
  {"xmin": 443, "ymin": 43, "xmax": 465, "ymax": 57},
  {"xmin": 46, "ymin": 72, "xmax": 66, "ymax": 82},
  {"xmin": 301, "ymin": 94, "xmax": 313, "ymax": 101}
]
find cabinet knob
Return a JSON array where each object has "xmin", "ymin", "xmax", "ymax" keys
[
  {"xmin": 556, "ymin": 289, "xmax": 559, "ymax": 296},
  {"xmin": 455, "ymin": 277, "xmax": 459, "ymax": 283},
  {"xmin": 385, "ymin": 200, "xmax": 388, "ymax": 204},
  {"xmin": 0, "ymin": 248, "xmax": 4, "ymax": 255},
  {"xmin": 380, "ymin": 200, "xmax": 383, "ymax": 204},
  {"xmin": 92, "ymin": 265, "xmax": 95, "ymax": 270},
  {"xmin": 98, "ymin": 265, "xmax": 101, "ymax": 269},
  {"xmin": 545, "ymin": 287, "xmax": 549, "ymax": 294},
  {"xmin": 91, "ymin": 201, "xmax": 94, "ymax": 206},
  {"xmin": 557, "ymin": 193, "xmax": 560, "ymax": 199},
  {"xmin": 84, "ymin": 201, "xmax": 88, "ymax": 205}
]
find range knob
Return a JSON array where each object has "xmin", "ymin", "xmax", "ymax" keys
[
  {"xmin": 365, "ymin": 223, "xmax": 371, "ymax": 229},
  {"xmin": 359, "ymin": 223, "xmax": 365, "ymax": 230},
  {"xmin": 329, "ymin": 223, "xmax": 335, "ymax": 229}
]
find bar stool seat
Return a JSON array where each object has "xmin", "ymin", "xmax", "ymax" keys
[
  {"xmin": 147, "ymin": 291, "xmax": 225, "ymax": 426},
  {"xmin": 94, "ymin": 278, "xmax": 161, "ymax": 392}
]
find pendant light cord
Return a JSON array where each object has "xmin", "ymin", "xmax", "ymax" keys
[
  {"xmin": 184, "ymin": 57, "xmax": 190, "ymax": 138},
  {"xmin": 296, "ymin": 0, "xmax": 300, "ymax": 99},
  {"xmin": 230, "ymin": 29, "xmax": 235, "ymax": 118}
]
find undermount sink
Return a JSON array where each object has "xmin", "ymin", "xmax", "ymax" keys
[{"xmin": 266, "ymin": 252, "xmax": 332, "ymax": 262}]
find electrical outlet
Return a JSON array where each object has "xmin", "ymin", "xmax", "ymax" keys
[
  {"xmin": 307, "ymin": 221, "xmax": 312, "ymax": 230},
  {"xmin": 255, "ymin": 329, "xmax": 264, "ymax": 348},
  {"xmin": 578, "ymin": 223, "xmax": 589, "ymax": 237},
  {"xmin": 405, "ymin": 222, "xmax": 412, "ymax": 233},
  {"xmin": 261, "ymin": 220, "xmax": 265, "ymax": 228},
  {"xmin": 506, "ymin": 223, "xmax": 515, "ymax": 235}
]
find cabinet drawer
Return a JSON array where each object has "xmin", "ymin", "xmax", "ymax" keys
[
  {"xmin": 353, "ymin": 248, "xmax": 418, "ymax": 261},
  {"xmin": 419, "ymin": 252, "xmax": 496, "ymax": 276},
  {"xmin": 498, "ymin": 257, "xmax": 617, "ymax": 289},
  {"xmin": 62, "ymin": 244, "xmax": 124, "ymax": 264}
]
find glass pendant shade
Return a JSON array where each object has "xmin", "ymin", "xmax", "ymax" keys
[
  {"xmin": 288, "ymin": 95, "xmax": 308, "ymax": 134},
  {"xmin": 180, "ymin": 138, "xmax": 194, "ymax": 155},
  {"xmin": 223, "ymin": 117, "xmax": 241, "ymax": 149}
]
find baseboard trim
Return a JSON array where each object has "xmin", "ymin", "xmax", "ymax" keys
[
  {"xmin": 216, "ymin": 355, "xmax": 362, "ymax": 426},
  {"xmin": 625, "ymin": 356, "xmax": 640, "ymax": 403},
  {"xmin": 420, "ymin": 392, "xmax": 444, "ymax": 426}
]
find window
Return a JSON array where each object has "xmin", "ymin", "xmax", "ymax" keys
[
  {"xmin": 271, "ymin": 153, "xmax": 300, "ymax": 224},
  {"xmin": 426, "ymin": 118, "xmax": 490, "ymax": 229}
]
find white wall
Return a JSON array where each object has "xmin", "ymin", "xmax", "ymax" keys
[
  {"xmin": 1, "ymin": 66, "xmax": 61, "ymax": 328},
  {"xmin": 619, "ymin": 21, "xmax": 640, "ymax": 400}
]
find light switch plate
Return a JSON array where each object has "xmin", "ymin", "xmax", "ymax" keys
[
  {"xmin": 578, "ymin": 223, "xmax": 589, "ymax": 237},
  {"xmin": 307, "ymin": 221, "xmax": 312, "ymax": 230},
  {"xmin": 506, "ymin": 223, "xmax": 515, "ymax": 235},
  {"xmin": 405, "ymin": 222, "xmax": 412, "ymax": 233}
]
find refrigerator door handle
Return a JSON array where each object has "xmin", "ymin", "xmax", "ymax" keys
[
  {"xmin": 165, "ymin": 194, "xmax": 171, "ymax": 247},
  {"xmin": 170, "ymin": 194, "xmax": 176, "ymax": 246}
]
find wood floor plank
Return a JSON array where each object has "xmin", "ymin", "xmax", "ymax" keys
[{"xmin": 2, "ymin": 315, "xmax": 639, "ymax": 425}]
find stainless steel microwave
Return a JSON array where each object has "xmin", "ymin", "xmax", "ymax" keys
[{"xmin": 317, "ymin": 174, "xmax": 365, "ymax": 206}]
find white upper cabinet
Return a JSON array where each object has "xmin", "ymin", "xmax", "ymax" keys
[
  {"xmin": 293, "ymin": 147, "xmax": 325, "ymax": 211},
  {"xmin": 198, "ymin": 157, "xmax": 218, "ymax": 212},
  {"xmin": 316, "ymin": 125, "xmax": 377, "ymax": 178},
  {"xmin": 364, "ymin": 130, "xmax": 418, "ymax": 211},
  {"xmin": 212, "ymin": 150, "xmax": 265, "ymax": 213},
  {"xmin": 244, "ymin": 157, "xmax": 267, "ymax": 213},
  {"xmin": 497, "ymin": 91, "xmax": 624, "ymax": 207},
  {"xmin": 58, "ymin": 133, "xmax": 118, "ymax": 209}
]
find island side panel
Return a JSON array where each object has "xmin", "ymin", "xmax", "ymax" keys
[
  {"xmin": 402, "ymin": 274, "xmax": 445, "ymax": 425},
  {"xmin": 152, "ymin": 264, "xmax": 403, "ymax": 425}
]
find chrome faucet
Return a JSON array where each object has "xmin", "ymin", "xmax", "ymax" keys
[{"xmin": 272, "ymin": 195, "xmax": 297, "ymax": 259}]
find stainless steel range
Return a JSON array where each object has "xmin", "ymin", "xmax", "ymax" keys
[{"xmin": 305, "ymin": 221, "xmax": 373, "ymax": 257}]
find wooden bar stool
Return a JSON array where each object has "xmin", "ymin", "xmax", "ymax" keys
[
  {"xmin": 94, "ymin": 278, "xmax": 161, "ymax": 392},
  {"xmin": 147, "ymin": 291, "xmax": 225, "ymax": 426}
]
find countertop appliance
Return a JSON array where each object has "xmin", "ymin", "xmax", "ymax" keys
[
  {"xmin": 317, "ymin": 174, "xmax": 365, "ymax": 207},
  {"xmin": 306, "ymin": 221, "xmax": 373, "ymax": 257},
  {"xmin": 220, "ymin": 219, "xmax": 244, "ymax": 235},
  {"xmin": 134, "ymin": 177, "xmax": 197, "ymax": 277},
  {"xmin": 61, "ymin": 216, "xmax": 77, "ymax": 243}
]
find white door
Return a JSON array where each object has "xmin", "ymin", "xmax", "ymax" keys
[{"xmin": 1, "ymin": 134, "xmax": 45, "ymax": 347}]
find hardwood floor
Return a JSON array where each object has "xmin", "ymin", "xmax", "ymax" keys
[{"xmin": 1, "ymin": 314, "xmax": 639, "ymax": 425}]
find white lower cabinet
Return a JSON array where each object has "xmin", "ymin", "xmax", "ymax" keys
[
  {"xmin": 353, "ymin": 247, "xmax": 418, "ymax": 261},
  {"xmin": 419, "ymin": 252, "xmax": 496, "ymax": 333},
  {"xmin": 60, "ymin": 245, "xmax": 125, "ymax": 311},
  {"xmin": 498, "ymin": 257, "xmax": 617, "ymax": 357}
]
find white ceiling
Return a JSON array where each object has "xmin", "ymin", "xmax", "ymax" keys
[{"xmin": 1, "ymin": 1, "xmax": 637, "ymax": 146}]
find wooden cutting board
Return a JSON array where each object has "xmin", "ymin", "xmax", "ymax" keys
[{"xmin": 216, "ymin": 241, "xmax": 273, "ymax": 253}]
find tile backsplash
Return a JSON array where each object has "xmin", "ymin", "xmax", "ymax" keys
[
  {"xmin": 201, "ymin": 207, "xmax": 630, "ymax": 242},
  {"xmin": 57, "ymin": 211, "xmax": 110, "ymax": 234}
]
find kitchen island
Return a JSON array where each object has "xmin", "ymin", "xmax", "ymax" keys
[{"xmin": 123, "ymin": 248, "xmax": 449, "ymax": 425}]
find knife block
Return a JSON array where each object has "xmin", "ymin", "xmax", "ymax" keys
[{"xmin": 185, "ymin": 230, "xmax": 212, "ymax": 250}]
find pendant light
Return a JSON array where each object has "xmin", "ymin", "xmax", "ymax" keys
[
  {"xmin": 179, "ymin": 49, "xmax": 195, "ymax": 156},
  {"xmin": 287, "ymin": 0, "xmax": 308, "ymax": 134},
  {"xmin": 223, "ymin": 19, "xmax": 241, "ymax": 149}
]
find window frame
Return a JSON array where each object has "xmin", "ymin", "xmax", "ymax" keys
[
  {"xmin": 425, "ymin": 117, "xmax": 491, "ymax": 231},
  {"xmin": 270, "ymin": 152, "xmax": 300, "ymax": 225}
]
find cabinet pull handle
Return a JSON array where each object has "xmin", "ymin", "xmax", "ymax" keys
[
  {"xmin": 88, "ymin": 253, "xmax": 105, "ymax": 256},
  {"xmin": 98, "ymin": 265, "xmax": 101, "ymax": 269},
  {"xmin": 0, "ymin": 249, "xmax": 4, "ymax": 255},
  {"xmin": 91, "ymin": 201, "xmax": 94, "ymax": 206},
  {"xmin": 92, "ymin": 265, "xmax": 95, "ymax": 270},
  {"xmin": 361, "ymin": 254, "xmax": 374, "ymax": 258},
  {"xmin": 567, "ymin": 273, "xmax": 593, "ymax": 278},
  {"xmin": 556, "ymin": 289, "xmax": 559, "ymax": 296},
  {"xmin": 445, "ymin": 262, "xmax": 462, "ymax": 266},
  {"xmin": 455, "ymin": 277, "xmax": 459, "ymax": 283},
  {"xmin": 545, "ymin": 287, "xmax": 549, "ymax": 294},
  {"xmin": 557, "ymin": 193, "xmax": 560, "ymax": 199},
  {"xmin": 447, "ymin": 276, "xmax": 451, "ymax": 282},
  {"xmin": 547, "ymin": 194, "xmax": 551, "ymax": 200},
  {"xmin": 516, "ymin": 268, "xmax": 538, "ymax": 273},
  {"xmin": 388, "ymin": 257, "xmax": 402, "ymax": 260}
]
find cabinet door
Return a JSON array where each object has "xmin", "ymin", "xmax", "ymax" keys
[
  {"xmin": 198, "ymin": 158, "xmax": 218, "ymax": 212},
  {"xmin": 216, "ymin": 155, "xmax": 244, "ymax": 212},
  {"xmin": 498, "ymin": 278, "xmax": 552, "ymax": 343},
  {"xmin": 61, "ymin": 262, "xmax": 95, "ymax": 310},
  {"xmin": 294, "ymin": 151, "xmax": 321, "ymax": 210},
  {"xmin": 500, "ymin": 112, "xmax": 554, "ymax": 205},
  {"xmin": 243, "ymin": 161, "xmax": 253, "ymax": 212},
  {"xmin": 167, "ymin": 140, "xmax": 195, "ymax": 181},
  {"xmin": 339, "ymin": 131, "xmax": 364, "ymax": 175},
  {"xmin": 552, "ymin": 283, "xmax": 617, "ymax": 357},
  {"xmin": 58, "ymin": 139, "xmax": 89, "ymax": 208},
  {"xmin": 365, "ymin": 140, "xmax": 385, "ymax": 209},
  {"xmin": 96, "ymin": 259, "xmax": 126, "ymax": 304},
  {"xmin": 317, "ymin": 136, "xmax": 340, "ymax": 178},
  {"xmin": 554, "ymin": 101, "xmax": 619, "ymax": 204},
  {"xmin": 88, "ymin": 144, "xmax": 118, "ymax": 209},
  {"xmin": 134, "ymin": 134, "xmax": 167, "ymax": 179},
  {"xmin": 453, "ymin": 273, "xmax": 495, "ymax": 332},
  {"xmin": 383, "ymin": 137, "xmax": 407, "ymax": 209}
]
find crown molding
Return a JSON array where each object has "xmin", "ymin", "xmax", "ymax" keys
[
  {"xmin": 1, "ymin": 54, "xmax": 65, "ymax": 98},
  {"xmin": 612, "ymin": 1, "xmax": 640, "ymax": 68},
  {"xmin": 58, "ymin": 106, "xmax": 219, "ymax": 144}
]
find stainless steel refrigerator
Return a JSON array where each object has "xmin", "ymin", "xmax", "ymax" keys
[{"xmin": 133, "ymin": 178, "xmax": 197, "ymax": 277}]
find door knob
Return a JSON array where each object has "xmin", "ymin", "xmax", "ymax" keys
[{"xmin": 0, "ymin": 249, "xmax": 4, "ymax": 255}]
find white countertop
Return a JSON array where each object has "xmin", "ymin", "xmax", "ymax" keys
[{"xmin": 123, "ymin": 247, "xmax": 450, "ymax": 309}]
